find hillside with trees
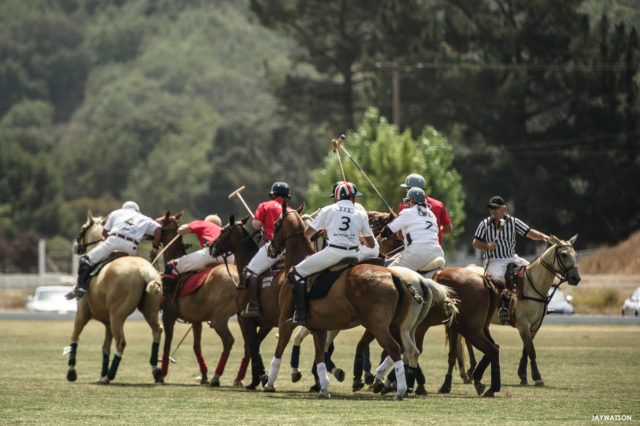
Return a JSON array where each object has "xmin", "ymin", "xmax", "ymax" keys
[{"xmin": 0, "ymin": 0, "xmax": 638, "ymax": 271}]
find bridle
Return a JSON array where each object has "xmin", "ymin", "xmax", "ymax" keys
[
  {"xmin": 268, "ymin": 210, "xmax": 304, "ymax": 258},
  {"xmin": 210, "ymin": 222, "xmax": 261, "ymax": 285},
  {"xmin": 75, "ymin": 220, "xmax": 104, "ymax": 254}
]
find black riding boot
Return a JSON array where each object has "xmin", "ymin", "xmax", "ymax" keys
[
  {"xmin": 286, "ymin": 270, "xmax": 308, "ymax": 327},
  {"xmin": 241, "ymin": 274, "xmax": 260, "ymax": 317},
  {"xmin": 68, "ymin": 257, "xmax": 93, "ymax": 299}
]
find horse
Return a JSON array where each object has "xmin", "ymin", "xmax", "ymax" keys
[
  {"xmin": 264, "ymin": 201, "xmax": 417, "ymax": 400},
  {"xmin": 208, "ymin": 214, "xmax": 277, "ymax": 389},
  {"xmin": 464, "ymin": 234, "xmax": 581, "ymax": 386},
  {"xmin": 65, "ymin": 211, "xmax": 163, "ymax": 384},
  {"xmin": 154, "ymin": 211, "xmax": 238, "ymax": 386}
]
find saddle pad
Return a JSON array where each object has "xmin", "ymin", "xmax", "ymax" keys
[
  {"xmin": 259, "ymin": 268, "xmax": 281, "ymax": 289},
  {"xmin": 89, "ymin": 252, "xmax": 128, "ymax": 276},
  {"xmin": 180, "ymin": 268, "xmax": 213, "ymax": 297},
  {"xmin": 308, "ymin": 269, "xmax": 344, "ymax": 300}
]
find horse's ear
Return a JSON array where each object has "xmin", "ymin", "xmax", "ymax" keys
[
  {"xmin": 87, "ymin": 209, "xmax": 94, "ymax": 222},
  {"xmin": 102, "ymin": 214, "xmax": 109, "ymax": 225},
  {"xmin": 568, "ymin": 234, "xmax": 578, "ymax": 245},
  {"xmin": 164, "ymin": 210, "xmax": 171, "ymax": 221},
  {"xmin": 549, "ymin": 235, "xmax": 560, "ymax": 245},
  {"xmin": 175, "ymin": 211, "xmax": 184, "ymax": 220},
  {"xmin": 296, "ymin": 202, "xmax": 305, "ymax": 214},
  {"xmin": 241, "ymin": 214, "xmax": 250, "ymax": 224}
]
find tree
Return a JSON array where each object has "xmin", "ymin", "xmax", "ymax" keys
[{"xmin": 306, "ymin": 108, "xmax": 465, "ymax": 250}]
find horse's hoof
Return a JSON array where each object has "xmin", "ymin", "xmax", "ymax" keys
[
  {"xmin": 245, "ymin": 384, "xmax": 257, "ymax": 390},
  {"xmin": 208, "ymin": 378, "xmax": 220, "ymax": 387},
  {"xmin": 415, "ymin": 384, "xmax": 428, "ymax": 396},
  {"xmin": 372, "ymin": 379, "xmax": 384, "ymax": 394},
  {"xmin": 483, "ymin": 390, "xmax": 495, "ymax": 398},
  {"xmin": 352, "ymin": 378, "xmax": 365, "ymax": 392},
  {"xmin": 67, "ymin": 369, "xmax": 77, "ymax": 382},
  {"xmin": 333, "ymin": 368, "xmax": 345, "ymax": 382},
  {"xmin": 318, "ymin": 390, "xmax": 330, "ymax": 399},
  {"xmin": 534, "ymin": 380, "xmax": 544, "ymax": 387},
  {"xmin": 309, "ymin": 384, "xmax": 320, "ymax": 392},
  {"xmin": 520, "ymin": 379, "xmax": 528, "ymax": 386},
  {"xmin": 153, "ymin": 368, "xmax": 164, "ymax": 384},
  {"xmin": 364, "ymin": 371, "xmax": 375, "ymax": 385},
  {"xmin": 97, "ymin": 375, "xmax": 110, "ymax": 385},
  {"xmin": 291, "ymin": 371, "xmax": 302, "ymax": 383},
  {"xmin": 393, "ymin": 394, "xmax": 403, "ymax": 401},
  {"xmin": 233, "ymin": 378, "xmax": 243, "ymax": 387},
  {"xmin": 473, "ymin": 380, "xmax": 486, "ymax": 396},
  {"xmin": 438, "ymin": 384, "xmax": 450, "ymax": 394},
  {"xmin": 263, "ymin": 384, "xmax": 275, "ymax": 393},
  {"xmin": 381, "ymin": 383, "xmax": 395, "ymax": 395},
  {"xmin": 260, "ymin": 375, "xmax": 268, "ymax": 387}
]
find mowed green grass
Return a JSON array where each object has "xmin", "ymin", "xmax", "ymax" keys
[{"xmin": 0, "ymin": 319, "xmax": 638, "ymax": 425}]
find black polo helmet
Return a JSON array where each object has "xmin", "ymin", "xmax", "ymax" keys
[{"xmin": 270, "ymin": 182, "xmax": 291, "ymax": 199}]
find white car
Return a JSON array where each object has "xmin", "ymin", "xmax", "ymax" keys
[
  {"xmin": 26, "ymin": 286, "xmax": 77, "ymax": 314},
  {"xmin": 621, "ymin": 287, "xmax": 640, "ymax": 316},
  {"xmin": 547, "ymin": 287, "xmax": 574, "ymax": 314}
]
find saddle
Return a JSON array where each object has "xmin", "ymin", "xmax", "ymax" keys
[
  {"xmin": 483, "ymin": 272, "xmax": 519, "ymax": 327},
  {"xmin": 173, "ymin": 262, "xmax": 220, "ymax": 299},
  {"xmin": 89, "ymin": 252, "xmax": 129, "ymax": 277},
  {"xmin": 257, "ymin": 261, "xmax": 286, "ymax": 289},
  {"xmin": 417, "ymin": 256, "xmax": 446, "ymax": 278},
  {"xmin": 306, "ymin": 257, "xmax": 385, "ymax": 301}
]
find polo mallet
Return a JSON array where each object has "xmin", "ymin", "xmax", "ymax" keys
[
  {"xmin": 334, "ymin": 136, "xmax": 394, "ymax": 214},
  {"xmin": 483, "ymin": 218, "xmax": 506, "ymax": 275},
  {"xmin": 151, "ymin": 234, "xmax": 181, "ymax": 267},
  {"xmin": 169, "ymin": 324, "xmax": 193, "ymax": 363},
  {"xmin": 228, "ymin": 186, "xmax": 255, "ymax": 219},
  {"xmin": 332, "ymin": 135, "xmax": 347, "ymax": 182}
]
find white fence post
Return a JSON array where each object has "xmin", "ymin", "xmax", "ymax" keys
[{"xmin": 38, "ymin": 239, "xmax": 46, "ymax": 276}]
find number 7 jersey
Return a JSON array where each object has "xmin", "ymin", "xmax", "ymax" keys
[{"xmin": 388, "ymin": 204, "xmax": 439, "ymax": 246}]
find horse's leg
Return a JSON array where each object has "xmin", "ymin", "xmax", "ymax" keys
[
  {"xmin": 466, "ymin": 338, "xmax": 477, "ymax": 381},
  {"xmin": 325, "ymin": 331, "xmax": 344, "ymax": 382},
  {"xmin": 371, "ymin": 327, "xmax": 406, "ymax": 400},
  {"xmin": 246, "ymin": 319, "xmax": 265, "ymax": 390},
  {"xmin": 66, "ymin": 304, "xmax": 91, "ymax": 382},
  {"xmin": 438, "ymin": 327, "xmax": 459, "ymax": 394},
  {"xmin": 467, "ymin": 328, "xmax": 500, "ymax": 397},
  {"xmin": 312, "ymin": 330, "xmax": 331, "ymax": 398},
  {"xmin": 518, "ymin": 346, "xmax": 529, "ymax": 385},
  {"xmin": 412, "ymin": 320, "xmax": 430, "ymax": 396},
  {"xmin": 101, "ymin": 326, "xmax": 113, "ymax": 379},
  {"xmin": 353, "ymin": 330, "xmax": 375, "ymax": 392},
  {"xmin": 290, "ymin": 326, "xmax": 310, "ymax": 382},
  {"xmin": 161, "ymin": 314, "xmax": 175, "ymax": 378},
  {"xmin": 519, "ymin": 326, "xmax": 544, "ymax": 386},
  {"xmin": 456, "ymin": 334, "xmax": 471, "ymax": 383},
  {"xmin": 140, "ymin": 300, "xmax": 163, "ymax": 384},
  {"xmin": 190, "ymin": 322, "xmax": 209, "ymax": 385},
  {"xmin": 208, "ymin": 317, "xmax": 235, "ymax": 387},
  {"xmin": 233, "ymin": 316, "xmax": 251, "ymax": 387},
  {"xmin": 98, "ymin": 317, "xmax": 126, "ymax": 384},
  {"xmin": 264, "ymin": 323, "xmax": 296, "ymax": 393}
]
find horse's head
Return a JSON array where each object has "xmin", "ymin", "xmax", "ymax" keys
[
  {"xmin": 368, "ymin": 210, "xmax": 396, "ymax": 235},
  {"xmin": 267, "ymin": 202, "xmax": 306, "ymax": 259},
  {"xmin": 546, "ymin": 234, "xmax": 581, "ymax": 286},
  {"xmin": 209, "ymin": 214, "xmax": 253, "ymax": 258},
  {"xmin": 75, "ymin": 210, "xmax": 106, "ymax": 255},
  {"xmin": 154, "ymin": 210, "xmax": 183, "ymax": 246}
]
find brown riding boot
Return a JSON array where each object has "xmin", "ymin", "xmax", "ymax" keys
[{"xmin": 241, "ymin": 274, "xmax": 260, "ymax": 317}]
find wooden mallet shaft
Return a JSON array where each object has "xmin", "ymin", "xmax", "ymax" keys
[{"xmin": 228, "ymin": 185, "xmax": 255, "ymax": 219}]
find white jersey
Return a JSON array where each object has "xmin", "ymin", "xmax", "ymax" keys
[
  {"xmin": 310, "ymin": 200, "xmax": 373, "ymax": 248},
  {"xmin": 104, "ymin": 208, "xmax": 160, "ymax": 242},
  {"xmin": 388, "ymin": 204, "xmax": 439, "ymax": 246}
]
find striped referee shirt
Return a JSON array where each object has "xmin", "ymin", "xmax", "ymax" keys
[{"xmin": 474, "ymin": 214, "xmax": 530, "ymax": 259}]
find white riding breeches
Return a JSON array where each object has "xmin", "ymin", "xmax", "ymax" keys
[
  {"xmin": 173, "ymin": 246, "xmax": 235, "ymax": 274},
  {"xmin": 86, "ymin": 236, "xmax": 138, "ymax": 265},
  {"xmin": 246, "ymin": 242, "xmax": 284, "ymax": 276},
  {"xmin": 484, "ymin": 255, "xmax": 529, "ymax": 280},
  {"xmin": 358, "ymin": 239, "xmax": 380, "ymax": 262},
  {"xmin": 295, "ymin": 246, "xmax": 358, "ymax": 278},
  {"xmin": 387, "ymin": 243, "xmax": 444, "ymax": 272}
]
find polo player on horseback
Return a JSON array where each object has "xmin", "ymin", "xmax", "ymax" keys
[
  {"xmin": 240, "ymin": 181, "xmax": 293, "ymax": 317},
  {"xmin": 160, "ymin": 214, "xmax": 231, "ymax": 297},
  {"xmin": 472, "ymin": 195, "xmax": 550, "ymax": 321},
  {"xmin": 286, "ymin": 182, "xmax": 376, "ymax": 327},
  {"xmin": 67, "ymin": 201, "xmax": 162, "ymax": 299}
]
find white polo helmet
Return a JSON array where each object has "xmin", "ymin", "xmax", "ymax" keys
[{"xmin": 122, "ymin": 201, "xmax": 140, "ymax": 212}]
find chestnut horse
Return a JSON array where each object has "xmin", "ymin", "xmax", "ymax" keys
[
  {"xmin": 154, "ymin": 211, "xmax": 238, "ymax": 386},
  {"xmin": 208, "ymin": 214, "xmax": 277, "ymax": 389},
  {"xmin": 464, "ymin": 234, "xmax": 581, "ymax": 387},
  {"xmin": 65, "ymin": 211, "xmax": 163, "ymax": 384},
  {"xmin": 264, "ymin": 202, "xmax": 416, "ymax": 400}
]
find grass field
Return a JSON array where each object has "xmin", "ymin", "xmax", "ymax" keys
[{"xmin": 0, "ymin": 319, "xmax": 638, "ymax": 425}]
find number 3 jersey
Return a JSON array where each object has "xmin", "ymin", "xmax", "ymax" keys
[
  {"xmin": 388, "ymin": 204, "xmax": 439, "ymax": 246},
  {"xmin": 310, "ymin": 199, "xmax": 374, "ymax": 248}
]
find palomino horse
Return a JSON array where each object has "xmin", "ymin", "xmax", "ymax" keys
[
  {"xmin": 154, "ymin": 211, "xmax": 238, "ymax": 386},
  {"xmin": 65, "ymin": 211, "xmax": 163, "ymax": 384},
  {"xmin": 264, "ymin": 202, "xmax": 417, "ymax": 400},
  {"xmin": 208, "ymin": 214, "xmax": 277, "ymax": 389},
  {"xmin": 465, "ymin": 234, "xmax": 581, "ymax": 387}
]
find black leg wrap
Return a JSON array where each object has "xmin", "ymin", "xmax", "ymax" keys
[
  {"xmin": 490, "ymin": 363, "xmax": 501, "ymax": 393},
  {"xmin": 473, "ymin": 356, "xmax": 490, "ymax": 381}
]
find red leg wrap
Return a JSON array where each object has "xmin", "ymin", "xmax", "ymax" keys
[
  {"xmin": 161, "ymin": 354, "xmax": 169, "ymax": 377},
  {"xmin": 236, "ymin": 356, "xmax": 250, "ymax": 380},
  {"xmin": 215, "ymin": 350, "xmax": 230, "ymax": 376}
]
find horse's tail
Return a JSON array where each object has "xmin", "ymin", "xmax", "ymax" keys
[
  {"xmin": 140, "ymin": 264, "xmax": 162, "ymax": 300},
  {"xmin": 425, "ymin": 278, "xmax": 459, "ymax": 328}
]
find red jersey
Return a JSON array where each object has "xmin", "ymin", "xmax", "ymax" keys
[
  {"xmin": 397, "ymin": 196, "xmax": 451, "ymax": 245},
  {"xmin": 255, "ymin": 197, "xmax": 291, "ymax": 241},
  {"xmin": 188, "ymin": 220, "xmax": 222, "ymax": 248}
]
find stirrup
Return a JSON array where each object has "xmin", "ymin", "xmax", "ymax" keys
[
  {"xmin": 285, "ymin": 311, "xmax": 308, "ymax": 327},
  {"xmin": 240, "ymin": 303, "xmax": 260, "ymax": 318}
]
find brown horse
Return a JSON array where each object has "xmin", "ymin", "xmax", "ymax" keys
[
  {"xmin": 154, "ymin": 211, "xmax": 238, "ymax": 386},
  {"xmin": 208, "ymin": 214, "xmax": 277, "ymax": 389},
  {"xmin": 263, "ymin": 202, "xmax": 416, "ymax": 400},
  {"xmin": 65, "ymin": 211, "xmax": 163, "ymax": 384},
  {"xmin": 464, "ymin": 234, "xmax": 581, "ymax": 387}
]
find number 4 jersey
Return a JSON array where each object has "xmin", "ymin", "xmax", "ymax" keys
[
  {"xmin": 388, "ymin": 204, "xmax": 439, "ymax": 246},
  {"xmin": 310, "ymin": 199, "xmax": 374, "ymax": 248}
]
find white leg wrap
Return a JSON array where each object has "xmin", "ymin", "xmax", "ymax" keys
[
  {"xmin": 267, "ymin": 357, "xmax": 281, "ymax": 386},
  {"xmin": 317, "ymin": 362, "xmax": 330, "ymax": 391},
  {"xmin": 375, "ymin": 356, "xmax": 394, "ymax": 380},
  {"xmin": 394, "ymin": 360, "xmax": 407, "ymax": 397}
]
